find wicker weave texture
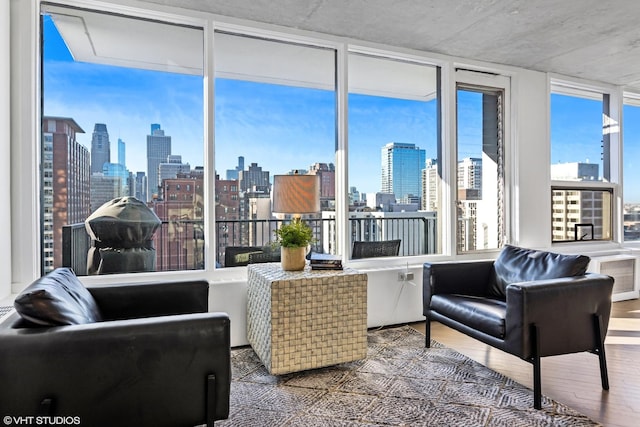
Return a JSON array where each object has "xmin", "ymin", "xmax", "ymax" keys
[{"xmin": 247, "ymin": 263, "xmax": 367, "ymax": 375}]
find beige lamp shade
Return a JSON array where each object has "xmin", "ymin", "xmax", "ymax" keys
[{"xmin": 272, "ymin": 174, "xmax": 320, "ymax": 214}]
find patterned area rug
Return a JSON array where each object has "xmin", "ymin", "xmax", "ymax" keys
[{"xmin": 219, "ymin": 325, "xmax": 599, "ymax": 426}]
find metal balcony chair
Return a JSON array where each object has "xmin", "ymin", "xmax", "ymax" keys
[
  {"xmin": 351, "ymin": 239, "xmax": 401, "ymax": 259},
  {"xmin": 224, "ymin": 246, "xmax": 280, "ymax": 267}
]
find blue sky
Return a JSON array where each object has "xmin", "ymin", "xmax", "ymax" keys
[
  {"xmin": 43, "ymin": 16, "xmax": 203, "ymax": 174},
  {"xmin": 551, "ymin": 94, "xmax": 604, "ymax": 167},
  {"xmin": 216, "ymin": 82, "xmax": 438, "ymax": 194},
  {"xmin": 43, "ymin": 14, "xmax": 437, "ymax": 195},
  {"xmin": 42, "ymin": 15, "xmax": 640, "ymax": 201}
]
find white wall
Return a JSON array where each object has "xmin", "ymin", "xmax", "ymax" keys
[
  {"xmin": 511, "ymin": 69, "xmax": 551, "ymax": 248},
  {"xmin": 0, "ymin": 0, "xmax": 11, "ymax": 301},
  {"xmin": 9, "ymin": 0, "xmax": 40, "ymax": 294},
  {"xmin": 211, "ymin": 265, "xmax": 425, "ymax": 347}
]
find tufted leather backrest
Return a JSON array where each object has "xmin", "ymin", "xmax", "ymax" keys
[{"xmin": 488, "ymin": 245, "xmax": 590, "ymax": 299}]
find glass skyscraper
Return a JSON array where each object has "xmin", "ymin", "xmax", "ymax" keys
[
  {"xmin": 146, "ymin": 124, "xmax": 171, "ymax": 201},
  {"xmin": 90, "ymin": 123, "xmax": 110, "ymax": 175},
  {"xmin": 381, "ymin": 142, "xmax": 426, "ymax": 204}
]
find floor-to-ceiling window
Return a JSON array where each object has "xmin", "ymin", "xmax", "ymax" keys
[
  {"xmin": 41, "ymin": 5, "xmax": 204, "ymax": 275},
  {"xmin": 550, "ymin": 82, "xmax": 614, "ymax": 243},
  {"xmin": 455, "ymin": 71, "xmax": 509, "ymax": 253},
  {"xmin": 30, "ymin": 0, "xmax": 531, "ymax": 283},
  {"xmin": 213, "ymin": 32, "xmax": 337, "ymax": 267},
  {"xmin": 347, "ymin": 53, "xmax": 440, "ymax": 258}
]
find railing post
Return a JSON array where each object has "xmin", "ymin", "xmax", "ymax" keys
[{"xmin": 62, "ymin": 225, "xmax": 71, "ymax": 268}]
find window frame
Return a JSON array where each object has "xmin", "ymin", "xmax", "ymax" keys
[
  {"xmin": 549, "ymin": 78, "xmax": 622, "ymax": 246},
  {"xmin": 12, "ymin": 0, "xmax": 535, "ymax": 291},
  {"xmin": 550, "ymin": 184, "xmax": 614, "ymax": 243},
  {"xmin": 345, "ymin": 50, "xmax": 442, "ymax": 259},
  {"xmin": 453, "ymin": 70, "xmax": 513, "ymax": 254},
  {"xmin": 622, "ymin": 91, "xmax": 640, "ymax": 244},
  {"xmin": 39, "ymin": 3, "xmax": 209, "ymax": 277}
]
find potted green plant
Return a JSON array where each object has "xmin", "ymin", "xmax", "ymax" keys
[{"xmin": 273, "ymin": 218, "xmax": 314, "ymax": 271}]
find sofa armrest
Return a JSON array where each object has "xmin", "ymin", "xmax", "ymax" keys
[
  {"xmin": 87, "ymin": 279, "xmax": 209, "ymax": 320},
  {"xmin": 505, "ymin": 273, "xmax": 614, "ymax": 358},
  {"xmin": 0, "ymin": 312, "xmax": 231, "ymax": 426},
  {"xmin": 423, "ymin": 261, "xmax": 495, "ymax": 312}
]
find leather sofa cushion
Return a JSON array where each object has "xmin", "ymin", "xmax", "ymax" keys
[
  {"xmin": 14, "ymin": 268, "xmax": 103, "ymax": 326},
  {"xmin": 431, "ymin": 294, "xmax": 506, "ymax": 338},
  {"xmin": 488, "ymin": 245, "xmax": 590, "ymax": 299}
]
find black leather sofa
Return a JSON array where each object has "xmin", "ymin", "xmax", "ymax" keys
[
  {"xmin": 423, "ymin": 245, "xmax": 614, "ymax": 409},
  {"xmin": 0, "ymin": 268, "xmax": 231, "ymax": 427}
]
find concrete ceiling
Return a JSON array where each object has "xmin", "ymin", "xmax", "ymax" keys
[{"xmin": 139, "ymin": 0, "xmax": 640, "ymax": 91}]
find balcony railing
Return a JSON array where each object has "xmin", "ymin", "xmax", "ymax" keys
[
  {"xmin": 62, "ymin": 215, "xmax": 437, "ymax": 275},
  {"xmin": 62, "ymin": 223, "xmax": 90, "ymax": 275}
]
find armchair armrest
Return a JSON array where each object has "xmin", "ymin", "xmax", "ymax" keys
[
  {"xmin": 87, "ymin": 279, "xmax": 209, "ymax": 320},
  {"xmin": 0, "ymin": 312, "xmax": 231, "ymax": 426},
  {"xmin": 423, "ymin": 261, "xmax": 495, "ymax": 310},
  {"xmin": 505, "ymin": 273, "xmax": 614, "ymax": 358}
]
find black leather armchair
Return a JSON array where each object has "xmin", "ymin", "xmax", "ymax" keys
[
  {"xmin": 0, "ymin": 273, "xmax": 231, "ymax": 427},
  {"xmin": 423, "ymin": 245, "xmax": 614, "ymax": 409}
]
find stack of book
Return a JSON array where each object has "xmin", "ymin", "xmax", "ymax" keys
[{"xmin": 310, "ymin": 253, "xmax": 343, "ymax": 270}]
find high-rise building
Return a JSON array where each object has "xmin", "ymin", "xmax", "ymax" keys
[
  {"xmin": 134, "ymin": 171, "xmax": 148, "ymax": 202},
  {"xmin": 42, "ymin": 117, "xmax": 90, "ymax": 273},
  {"xmin": 226, "ymin": 156, "xmax": 245, "ymax": 180},
  {"xmin": 117, "ymin": 138, "xmax": 125, "ymax": 167},
  {"xmin": 366, "ymin": 192, "xmax": 397, "ymax": 211},
  {"xmin": 90, "ymin": 173, "xmax": 123, "ymax": 213},
  {"xmin": 239, "ymin": 162, "xmax": 270, "ymax": 193},
  {"xmin": 146, "ymin": 124, "xmax": 171, "ymax": 201},
  {"xmin": 348, "ymin": 186, "xmax": 363, "ymax": 207},
  {"xmin": 90, "ymin": 123, "xmax": 110, "ymax": 174},
  {"xmin": 422, "ymin": 158, "xmax": 439, "ymax": 211},
  {"xmin": 153, "ymin": 168, "xmax": 205, "ymax": 270},
  {"xmin": 457, "ymin": 157, "xmax": 482, "ymax": 195},
  {"xmin": 101, "ymin": 138, "xmax": 129, "ymax": 197},
  {"xmin": 551, "ymin": 162, "xmax": 608, "ymax": 241},
  {"xmin": 215, "ymin": 173, "xmax": 241, "ymax": 264},
  {"xmin": 550, "ymin": 162, "xmax": 600, "ymax": 181},
  {"xmin": 456, "ymin": 157, "xmax": 483, "ymax": 252},
  {"xmin": 127, "ymin": 171, "xmax": 136, "ymax": 197},
  {"xmin": 380, "ymin": 142, "xmax": 426, "ymax": 205},
  {"xmin": 308, "ymin": 162, "xmax": 335, "ymax": 210},
  {"xmin": 158, "ymin": 155, "xmax": 191, "ymax": 200},
  {"xmin": 102, "ymin": 163, "xmax": 129, "ymax": 197}
]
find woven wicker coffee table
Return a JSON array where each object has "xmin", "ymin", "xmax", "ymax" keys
[{"xmin": 247, "ymin": 263, "xmax": 368, "ymax": 375}]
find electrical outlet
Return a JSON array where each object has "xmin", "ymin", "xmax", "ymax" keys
[{"xmin": 398, "ymin": 272, "xmax": 414, "ymax": 281}]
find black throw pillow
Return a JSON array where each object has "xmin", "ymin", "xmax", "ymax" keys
[
  {"xmin": 488, "ymin": 245, "xmax": 590, "ymax": 299},
  {"xmin": 14, "ymin": 267, "xmax": 103, "ymax": 326}
]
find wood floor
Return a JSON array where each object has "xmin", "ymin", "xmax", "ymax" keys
[{"xmin": 410, "ymin": 298, "xmax": 640, "ymax": 427}]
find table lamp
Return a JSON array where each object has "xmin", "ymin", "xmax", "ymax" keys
[
  {"xmin": 272, "ymin": 173, "xmax": 320, "ymax": 270},
  {"xmin": 272, "ymin": 174, "xmax": 320, "ymax": 217}
]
